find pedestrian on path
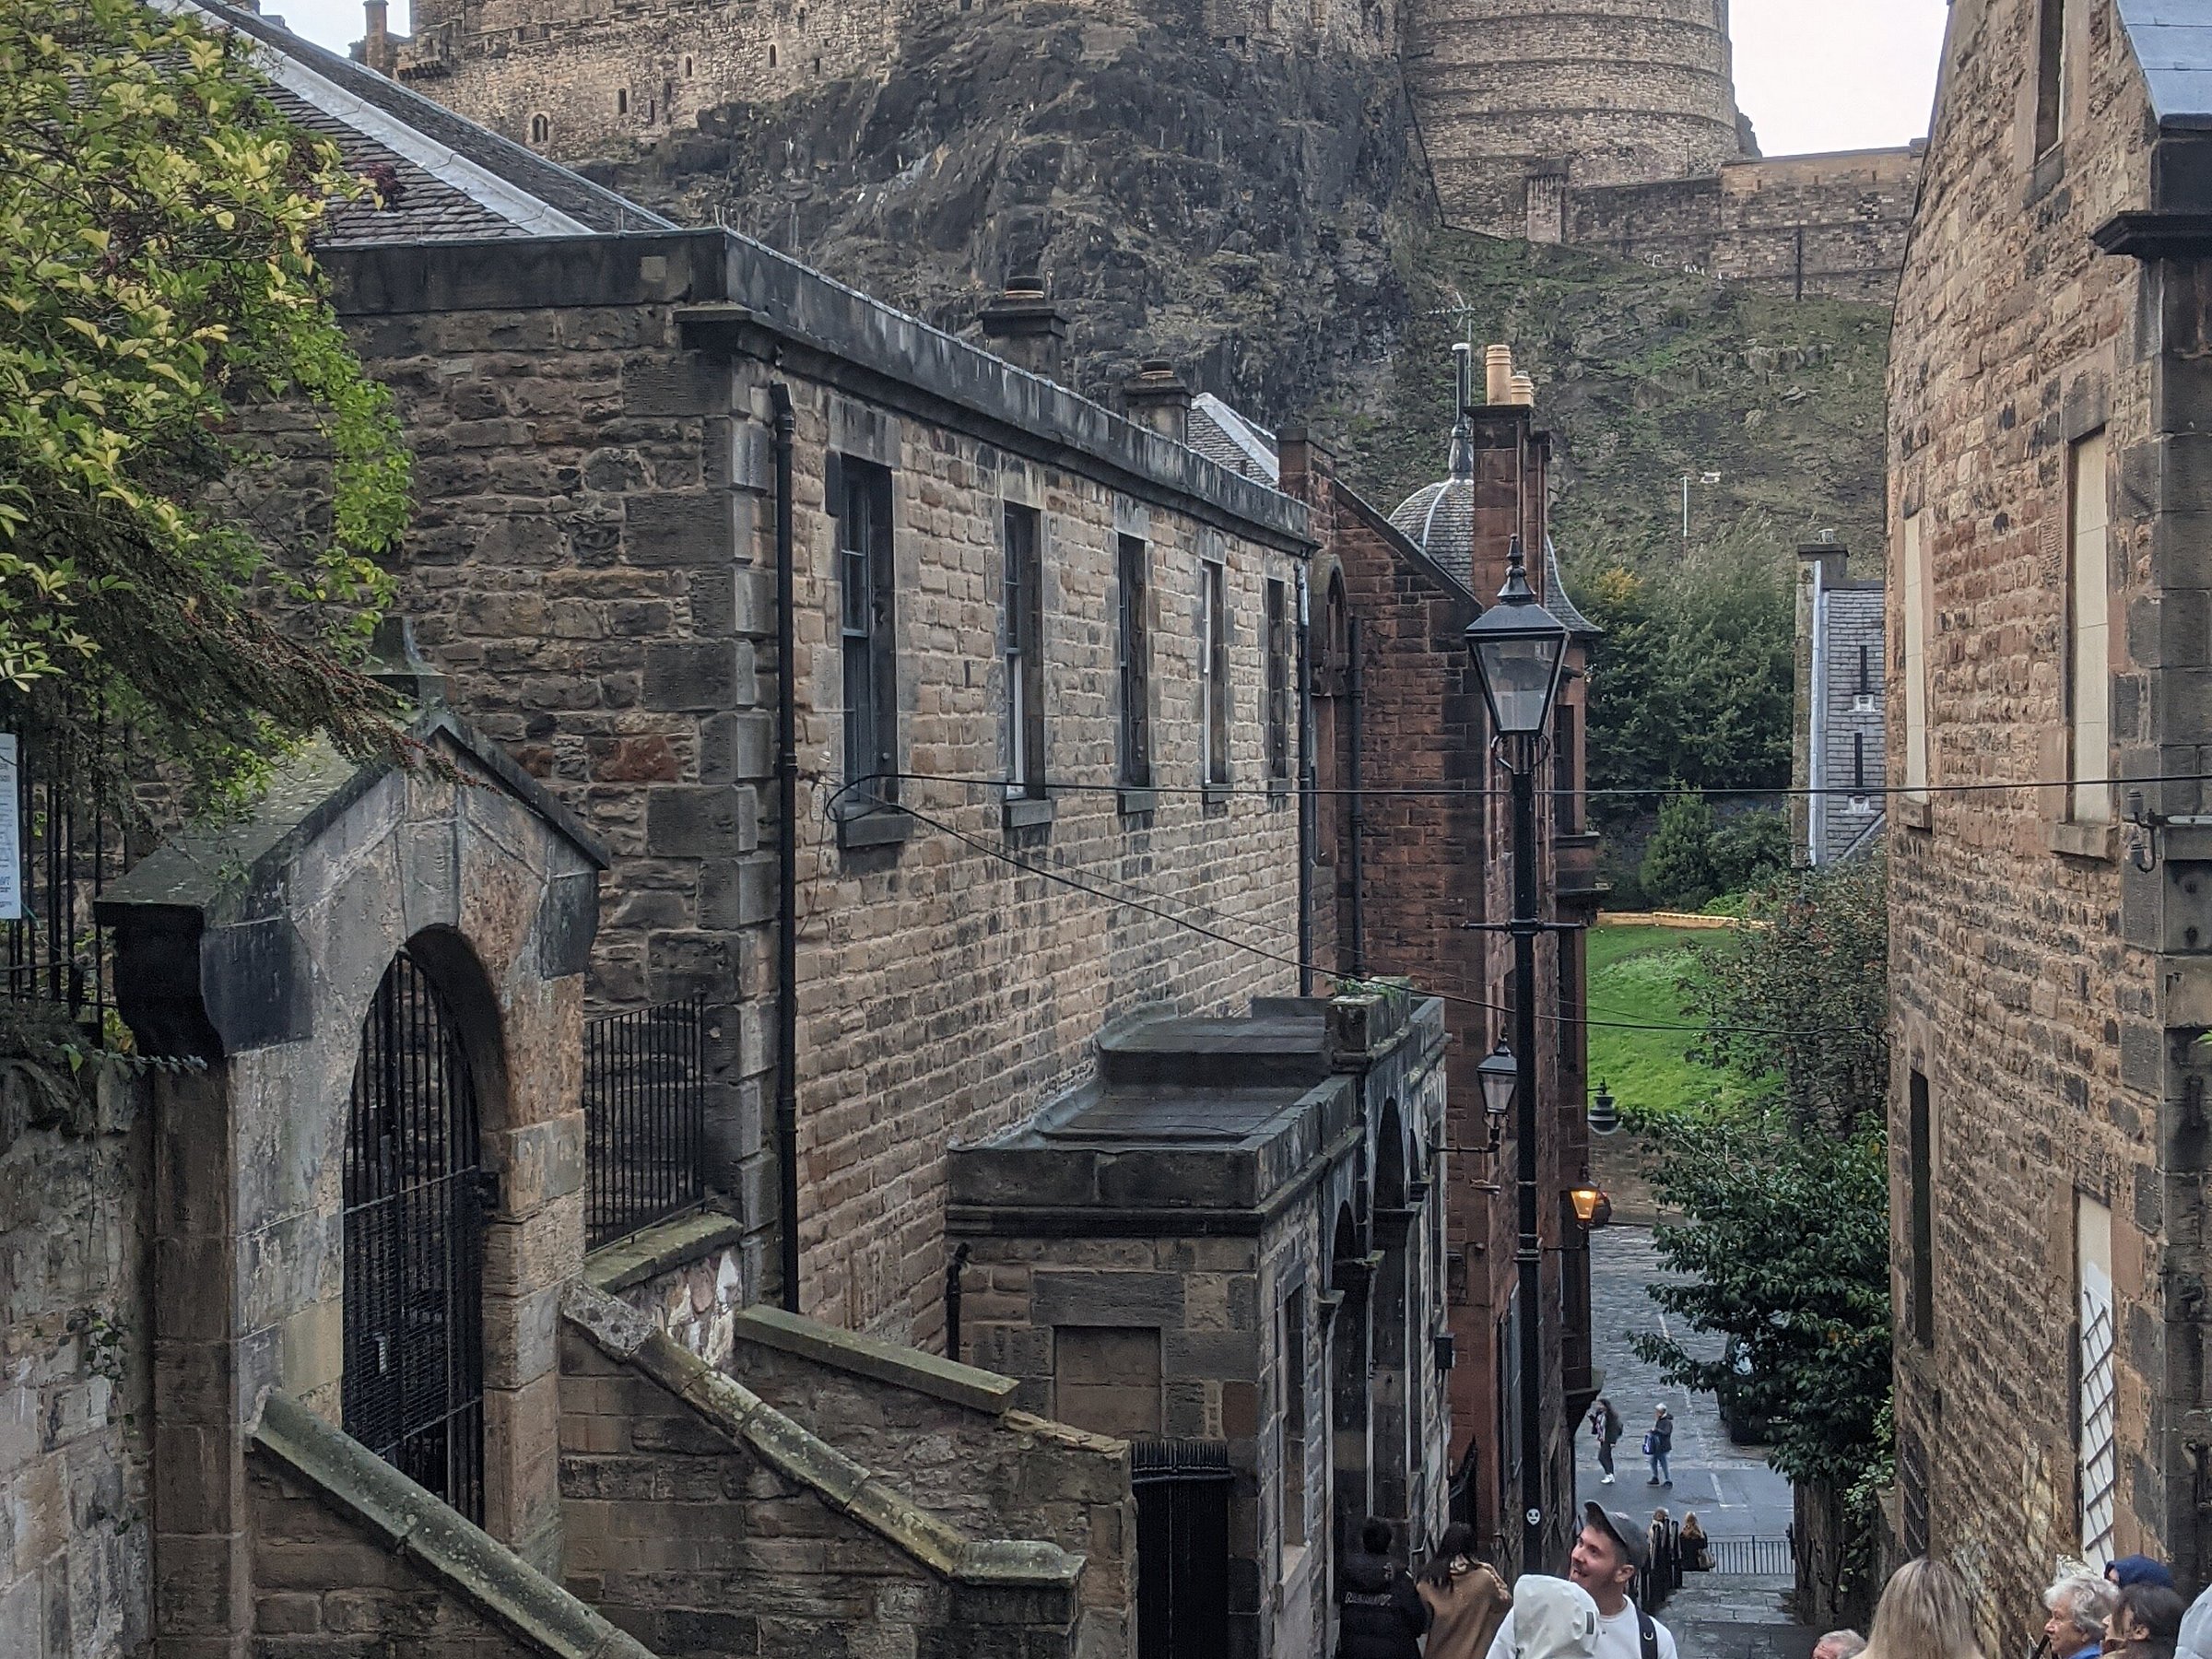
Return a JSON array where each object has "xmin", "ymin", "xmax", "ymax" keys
[
  {"xmin": 2112, "ymin": 1559, "xmax": 2179, "ymax": 1594},
  {"xmin": 1590, "ymin": 1398, "xmax": 1624, "ymax": 1486},
  {"xmin": 1336, "ymin": 1515, "xmax": 1429, "ymax": 1659},
  {"xmin": 1417, "ymin": 1524, "xmax": 1512, "ymax": 1659},
  {"xmin": 2042, "ymin": 1568, "xmax": 2116, "ymax": 1659},
  {"xmin": 2107, "ymin": 1584, "xmax": 2187, "ymax": 1659},
  {"xmin": 1678, "ymin": 1513, "xmax": 1709, "ymax": 1573},
  {"xmin": 1507, "ymin": 1578, "xmax": 1603, "ymax": 1659},
  {"xmin": 1485, "ymin": 1505, "xmax": 1677, "ymax": 1659},
  {"xmin": 1815, "ymin": 1631, "xmax": 1868, "ymax": 1659},
  {"xmin": 1864, "ymin": 1559, "xmax": 1983, "ymax": 1659},
  {"xmin": 1644, "ymin": 1406, "xmax": 1674, "ymax": 1487}
]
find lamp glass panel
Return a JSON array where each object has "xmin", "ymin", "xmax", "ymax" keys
[
  {"xmin": 1475, "ymin": 632, "xmax": 1565, "ymax": 735},
  {"xmin": 1477, "ymin": 1046, "xmax": 1517, "ymax": 1117}
]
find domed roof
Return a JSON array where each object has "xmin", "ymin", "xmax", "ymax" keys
[{"xmin": 1388, "ymin": 414, "xmax": 1477, "ymax": 585}]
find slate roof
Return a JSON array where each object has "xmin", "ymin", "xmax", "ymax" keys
[
  {"xmin": 1544, "ymin": 535, "xmax": 1601, "ymax": 640},
  {"xmin": 185, "ymin": 0, "xmax": 676, "ymax": 241},
  {"xmin": 1189, "ymin": 394, "xmax": 1281, "ymax": 484},
  {"xmin": 1802, "ymin": 571, "xmax": 1887, "ymax": 865},
  {"xmin": 2119, "ymin": 0, "xmax": 2212, "ymax": 127}
]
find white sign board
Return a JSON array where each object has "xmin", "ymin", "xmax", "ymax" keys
[{"xmin": 0, "ymin": 735, "xmax": 21, "ymax": 922}]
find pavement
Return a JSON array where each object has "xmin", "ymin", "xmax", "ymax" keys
[{"xmin": 1577, "ymin": 1227, "xmax": 1815, "ymax": 1659}]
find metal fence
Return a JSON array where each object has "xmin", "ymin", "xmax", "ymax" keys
[
  {"xmin": 583, "ymin": 995, "xmax": 707, "ymax": 1249},
  {"xmin": 2, "ymin": 706, "xmax": 133, "ymax": 1032},
  {"xmin": 1707, "ymin": 1535, "xmax": 1794, "ymax": 1577}
]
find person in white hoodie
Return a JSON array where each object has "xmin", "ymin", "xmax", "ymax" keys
[
  {"xmin": 1487, "ymin": 1506, "xmax": 1679, "ymax": 1659},
  {"xmin": 1509, "ymin": 1576, "xmax": 1602, "ymax": 1659}
]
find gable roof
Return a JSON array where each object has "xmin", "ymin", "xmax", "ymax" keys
[
  {"xmin": 179, "ymin": 0, "xmax": 676, "ymax": 240},
  {"xmin": 1190, "ymin": 394, "xmax": 1281, "ymax": 484},
  {"xmin": 2119, "ymin": 1, "xmax": 2212, "ymax": 128}
]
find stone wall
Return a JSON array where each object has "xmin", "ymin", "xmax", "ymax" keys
[
  {"xmin": 1884, "ymin": 0, "xmax": 2179, "ymax": 1638},
  {"xmin": 0, "ymin": 1066, "xmax": 150, "ymax": 1659}
]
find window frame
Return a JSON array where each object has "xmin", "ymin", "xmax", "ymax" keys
[
  {"xmin": 835, "ymin": 455, "xmax": 899, "ymax": 817},
  {"xmin": 1202, "ymin": 559, "xmax": 1231, "ymax": 788},
  {"xmin": 1117, "ymin": 534, "xmax": 1153, "ymax": 788},
  {"xmin": 1003, "ymin": 502, "xmax": 1047, "ymax": 801},
  {"xmin": 1907, "ymin": 1068, "xmax": 1934, "ymax": 1348},
  {"xmin": 2067, "ymin": 429, "xmax": 2112, "ymax": 824},
  {"xmin": 1265, "ymin": 576, "xmax": 1291, "ymax": 785},
  {"xmin": 1901, "ymin": 512, "xmax": 1931, "ymax": 806},
  {"xmin": 2034, "ymin": 0, "xmax": 2068, "ymax": 159}
]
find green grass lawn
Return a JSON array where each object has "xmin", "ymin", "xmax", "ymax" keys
[{"xmin": 1586, "ymin": 924, "xmax": 1735, "ymax": 1120}]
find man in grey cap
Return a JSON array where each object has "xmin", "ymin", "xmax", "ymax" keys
[{"xmin": 1487, "ymin": 1505, "xmax": 1678, "ymax": 1659}]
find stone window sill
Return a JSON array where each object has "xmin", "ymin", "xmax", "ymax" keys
[
  {"xmin": 1002, "ymin": 795, "xmax": 1055, "ymax": 830},
  {"xmin": 2027, "ymin": 142, "xmax": 2067, "ymax": 207},
  {"xmin": 2049, "ymin": 819, "xmax": 2117, "ymax": 862},
  {"xmin": 1117, "ymin": 787, "xmax": 1159, "ymax": 817},
  {"xmin": 838, "ymin": 807, "xmax": 912, "ymax": 851},
  {"xmin": 1898, "ymin": 796, "xmax": 1933, "ymax": 831},
  {"xmin": 1202, "ymin": 782, "xmax": 1233, "ymax": 810},
  {"xmin": 1266, "ymin": 777, "xmax": 1291, "ymax": 803}
]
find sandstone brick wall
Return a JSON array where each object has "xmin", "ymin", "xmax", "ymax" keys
[
  {"xmin": 1406, "ymin": 0, "xmax": 1741, "ymax": 234},
  {"xmin": 0, "ymin": 1071, "xmax": 150, "ymax": 1659},
  {"xmin": 247, "ymin": 1457, "xmax": 540, "ymax": 1659},
  {"xmin": 1886, "ymin": 0, "xmax": 2181, "ymax": 1634}
]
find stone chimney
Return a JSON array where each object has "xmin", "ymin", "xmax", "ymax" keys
[
  {"xmin": 978, "ymin": 275, "xmax": 1070, "ymax": 382},
  {"xmin": 1467, "ymin": 343, "xmax": 1538, "ymax": 599},
  {"xmin": 1277, "ymin": 426, "xmax": 1335, "ymax": 509},
  {"xmin": 1484, "ymin": 344, "xmax": 1515, "ymax": 407},
  {"xmin": 1122, "ymin": 360, "xmax": 1193, "ymax": 445}
]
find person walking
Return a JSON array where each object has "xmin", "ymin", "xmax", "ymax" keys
[
  {"xmin": 1507, "ymin": 1577, "xmax": 1603, "ymax": 1659},
  {"xmin": 1644, "ymin": 1406, "xmax": 1674, "ymax": 1488},
  {"xmin": 1863, "ymin": 1559, "xmax": 1983, "ymax": 1659},
  {"xmin": 1590, "ymin": 1398, "xmax": 1624, "ymax": 1486},
  {"xmin": 2108, "ymin": 1584, "xmax": 2188, "ymax": 1659},
  {"xmin": 2112, "ymin": 1559, "xmax": 2180, "ymax": 1594},
  {"xmin": 1417, "ymin": 1524, "xmax": 1512, "ymax": 1659},
  {"xmin": 1486, "ymin": 1505, "xmax": 1677, "ymax": 1659},
  {"xmin": 1337, "ymin": 1515, "xmax": 1429, "ymax": 1659},
  {"xmin": 2042, "ymin": 1567, "xmax": 2117, "ymax": 1659},
  {"xmin": 1678, "ymin": 1513, "xmax": 1710, "ymax": 1574}
]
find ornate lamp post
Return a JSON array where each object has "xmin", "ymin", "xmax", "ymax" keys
[{"xmin": 1464, "ymin": 535, "xmax": 1571, "ymax": 1574}]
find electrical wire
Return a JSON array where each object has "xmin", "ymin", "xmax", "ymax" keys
[{"xmin": 816, "ymin": 777, "xmax": 1884, "ymax": 1041}]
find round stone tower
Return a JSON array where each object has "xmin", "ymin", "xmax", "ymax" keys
[{"xmin": 1407, "ymin": 0, "xmax": 1745, "ymax": 238}]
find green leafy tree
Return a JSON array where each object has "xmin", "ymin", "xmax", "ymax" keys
[
  {"xmin": 0, "ymin": 0, "xmax": 410, "ymax": 804},
  {"xmin": 1639, "ymin": 791, "xmax": 1719, "ymax": 910},
  {"xmin": 1711, "ymin": 807, "xmax": 1791, "ymax": 895}
]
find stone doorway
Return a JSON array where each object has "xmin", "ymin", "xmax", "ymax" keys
[{"xmin": 340, "ymin": 946, "xmax": 490, "ymax": 1523}]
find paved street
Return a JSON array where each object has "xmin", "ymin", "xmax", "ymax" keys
[{"xmin": 1580, "ymin": 1228, "xmax": 1812, "ymax": 1658}]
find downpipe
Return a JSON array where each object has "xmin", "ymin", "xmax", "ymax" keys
[{"xmin": 770, "ymin": 382, "xmax": 801, "ymax": 1315}]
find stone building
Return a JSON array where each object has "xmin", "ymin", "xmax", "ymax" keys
[
  {"xmin": 1791, "ymin": 541, "xmax": 1885, "ymax": 866},
  {"xmin": 1887, "ymin": 0, "xmax": 2212, "ymax": 1632},
  {"xmin": 343, "ymin": 0, "xmax": 1922, "ymax": 300}
]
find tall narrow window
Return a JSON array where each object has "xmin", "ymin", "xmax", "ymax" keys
[
  {"xmin": 1265, "ymin": 578, "xmax": 1290, "ymax": 783},
  {"xmin": 2077, "ymin": 1194, "xmax": 2117, "ymax": 1569},
  {"xmin": 1004, "ymin": 503, "xmax": 1045, "ymax": 799},
  {"xmin": 1902, "ymin": 512, "xmax": 1930, "ymax": 804},
  {"xmin": 529, "ymin": 113, "xmax": 550, "ymax": 145},
  {"xmin": 1202, "ymin": 559, "xmax": 1230, "ymax": 786},
  {"xmin": 2069, "ymin": 430, "xmax": 2112, "ymax": 822},
  {"xmin": 1553, "ymin": 703, "xmax": 1581, "ymax": 833},
  {"xmin": 837, "ymin": 458, "xmax": 897, "ymax": 809},
  {"xmin": 617, "ymin": 88, "xmax": 629, "ymax": 115},
  {"xmin": 1908, "ymin": 1069, "xmax": 1934, "ymax": 1348},
  {"xmin": 2035, "ymin": 0, "xmax": 2067, "ymax": 157},
  {"xmin": 1853, "ymin": 732, "xmax": 1866, "ymax": 793},
  {"xmin": 1117, "ymin": 535, "xmax": 1151, "ymax": 786},
  {"xmin": 1857, "ymin": 643, "xmax": 1871, "ymax": 698},
  {"xmin": 1277, "ymin": 1288, "xmax": 1308, "ymax": 1557}
]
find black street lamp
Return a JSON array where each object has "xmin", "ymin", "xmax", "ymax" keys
[{"xmin": 1465, "ymin": 535, "xmax": 1572, "ymax": 1576}]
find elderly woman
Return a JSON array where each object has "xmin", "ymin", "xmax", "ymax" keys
[{"xmin": 2042, "ymin": 1569, "xmax": 2117, "ymax": 1659}]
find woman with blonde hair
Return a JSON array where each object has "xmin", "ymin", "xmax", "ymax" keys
[{"xmin": 1865, "ymin": 1559, "xmax": 1983, "ymax": 1659}]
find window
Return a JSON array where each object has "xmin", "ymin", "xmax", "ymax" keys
[
  {"xmin": 683, "ymin": 54, "xmax": 694, "ymax": 76},
  {"xmin": 1277, "ymin": 1288, "xmax": 1307, "ymax": 1556},
  {"xmin": 1202, "ymin": 559, "xmax": 1230, "ymax": 786},
  {"xmin": 836, "ymin": 457, "xmax": 897, "ymax": 809},
  {"xmin": 1265, "ymin": 578, "xmax": 1290, "ymax": 783},
  {"xmin": 1908, "ymin": 1069, "xmax": 1934, "ymax": 1347},
  {"xmin": 1553, "ymin": 703, "xmax": 1580, "ymax": 832},
  {"xmin": 769, "ymin": 43, "xmax": 778, "ymax": 65},
  {"xmin": 1003, "ymin": 503, "xmax": 1045, "ymax": 799},
  {"xmin": 1902, "ymin": 512, "xmax": 1930, "ymax": 804},
  {"xmin": 2036, "ymin": 0, "xmax": 2067, "ymax": 157},
  {"xmin": 617, "ymin": 88, "xmax": 629, "ymax": 114},
  {"xmin": 2069, "ymin": 430, "xmax": 2112, "ymax": 822},
  {"xmin": 1117, "ymin": 535, "xmax": 1151, "ymax": 786},
  {"xmin": 2077, "ymin": 1194, "xmax": 2117, "ymax": 1569},
  {"xmin": 643, "ymin": 98, "xmax": 655, "ymax": 123},
  {"xmin": 1054, "ymin": 1327, "xmax": 1161, "ymax": 1440},
  {"xmin": 1853, "ymin": 731, "xmax": 1866, "ymax": 794},
  {"xmin": 529, "ymin": 113, "xmax": 549, "ymax": 144}
]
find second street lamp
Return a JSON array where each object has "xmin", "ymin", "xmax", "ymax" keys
[{"xmin": 1465, "ymin": 534, "xmax": 1572, "ymax": 1576}]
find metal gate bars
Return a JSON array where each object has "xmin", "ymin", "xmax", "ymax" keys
[
  {"xmin": 341, "ymin": 949, "xmax": 489, "ymax": 1524},
  {"xmin": 1132, "ymin": 1438, "xmax": 1232, "ymax": 1659}
]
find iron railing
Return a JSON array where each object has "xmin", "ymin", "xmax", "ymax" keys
[
  {"xmin": 583, "ymin": 995, "xmax": 707, "ymax": 1249},
  {"xmin": 2, "ymin": 703, "xmax": 133, "ymax": 1032},
  {"xmin": 1707, "ymin": 1535, "xmax": 1795, "ymax": 1577}
]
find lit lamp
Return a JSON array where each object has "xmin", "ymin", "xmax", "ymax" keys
[
  {"xmin": 1569, "ymin": 1178, "xmax": 1613, "ymax": 1231},
  {"xmin": 1588, "ymin": 1081, "xmax": 1619, "ymax": 1136}
]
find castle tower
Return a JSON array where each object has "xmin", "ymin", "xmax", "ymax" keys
[{"xmin": 1407, "ymin": 0, "xmax": 1745, "ymax": 238}]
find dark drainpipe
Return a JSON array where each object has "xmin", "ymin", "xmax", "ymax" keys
[
  {"xmin": 770, "ymin": 382, "xmax": 802, "ymax": 1315},
  {"xmin": 1347, "ymin": 615, "xmax": 1367, "ymax": 978},
  {"xmin": 1297, "ymin": 566, "xmax": 1313, "ymax": 997},
  {"xmin": 945, "ymin": 1241, "xmax": 971, "ymax": 1362}
]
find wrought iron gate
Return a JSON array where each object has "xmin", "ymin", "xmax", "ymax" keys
[
  {"xmin": 1133, "ymin": 1439, "xmax": 1232, "ymax": 1659},
  {"xmin": 342, "ymin": 950, "xmax": 489, "ymax": 1523}
]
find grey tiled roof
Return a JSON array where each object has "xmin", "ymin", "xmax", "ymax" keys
[
  {"xmin": 191, "ymin": 0, "xmax": 675, "ymax": 238},
  {"xmin": 1388, "ymin": 477, "xmax": 1475, "ymax": 584},
  {"xmin": 1188, "ymin": 394, "xmax": 1280, "ymax": 484},
  {"xmin": 1544, "ymin": 536, "xmax": 1601, "ymax": 640},
  {"xmin": 2119, "ymin": 0, "xmax": 2212, "ymax": 126},
  {"xmin": 1805, "ymin": 578, "xmax": 1887, "ymax": 865}
]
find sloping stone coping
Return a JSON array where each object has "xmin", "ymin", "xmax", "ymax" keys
[
  {"xmin": 250, "ymin": 1390, "xmax": 656, "ymax": 1659},
  {"xmin": 729, "ymin": 1304, "xmax": 1020, "ymax": 1415},
  {"xmin": 582, "ymin": 1208, "xmax": 746, "ymax": 1294},
  {"xmin": 561, "ymin": 1284, "xmax": 1079, "ymax": 1590}
]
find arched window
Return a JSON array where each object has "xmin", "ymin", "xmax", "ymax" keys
[
  {"xmin": 617, "ymin": 88, "xmax": 629, "ymax": 114},
  {"xmin": 529, "ymin": 112, "xmax": 549, "ymax": 144},
  {"xmin": 769, "ymin": 42, "xmax": 778, "ymax": 65},
  {"xmin": 683, "ymin": 54, "xmax": 694, "ymax": 76},
  {"xmin": 644, "ymin": 99, "xmax": 655, "ymax": 122}
]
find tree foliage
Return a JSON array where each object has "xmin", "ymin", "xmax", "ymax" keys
[
  {"xmin": 0, "ymin": 0, "xmax": 410, "ymax": 804},
  {"xmin": 1639, "ymin": 792, "xmax": 1720, "ymax": 910}
]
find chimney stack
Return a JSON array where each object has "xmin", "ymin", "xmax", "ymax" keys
[
  {"xmin": 1485, "ymin": 344, "xmax": 1515, "ymax": 406},
  {"xmin": 978, "ymin": 275, "xmax": 1070, "ymax": 382},
  {"xmin": 1122, "ymin": 359, "xmax": 1194, "ymax": 446},
  {"xmin": 1509, "ymin": 371, "xmax": 1535, "ymax": 408}
]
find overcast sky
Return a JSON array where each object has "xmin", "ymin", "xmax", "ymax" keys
[{"xmin": 276, "ymin": 0, "xmax": 1950, "ymax": 159}]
